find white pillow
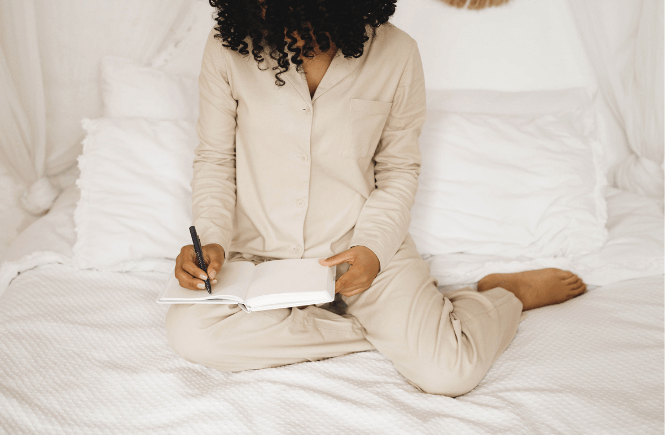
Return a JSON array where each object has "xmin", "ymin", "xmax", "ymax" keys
[
  {"xmin": 73, "ymin": 118, "xmax": 196, "ymax": 271},
  {"xmin": 100, "ymin": 56, "xmax": 199, "ymax": 120},
  {"xmin": 427, "ymin": 186, "xmax": 663, "ymax": 289},
  {"xmin": 410, "ymin": 88, "xmax": 608, "ymax": 259}
]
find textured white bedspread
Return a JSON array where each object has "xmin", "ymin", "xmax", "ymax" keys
[{"xmin": 0, "ymin": 265, "xmax": 662, "ymax": 434}]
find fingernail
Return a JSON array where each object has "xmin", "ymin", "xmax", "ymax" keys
[
  {"xmin": 197, "ymin": 283, "xmax": 205, "ymax": 289},
  {"xmin": 212, "ymin": 279, "xmax": 217, "ymax": 284},
  {"xmin": 209, "ymin": 271, "xmax": 216, "ymax": 279},
  {"xmin": 199, "ymin": 274, "xmax": 207, "ymax": 280}
]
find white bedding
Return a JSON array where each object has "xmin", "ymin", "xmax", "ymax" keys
[
  {"xmin": 0, "ymin": 264, "xmax": 662, "ymax": 434},
  {"xmin": 0, "ymin": 137, "xmax": 662, "ymax": 433},
  {"xmin": 1, "ymin": 184, "xmax": 662, "ymax": 296}
]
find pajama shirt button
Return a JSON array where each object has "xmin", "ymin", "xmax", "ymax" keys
[{"xmin": 296, "ymin": 200, "xmax": 306, "ymax": 208}]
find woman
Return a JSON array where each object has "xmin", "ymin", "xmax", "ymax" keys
[{"xmin": 166, "ymin": 0, "xmax": 587, "ymax": 397}]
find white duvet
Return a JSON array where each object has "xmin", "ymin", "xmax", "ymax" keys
[{"xmin": 0, "ymin": 264, "xmax": 662, "ymax": 434}]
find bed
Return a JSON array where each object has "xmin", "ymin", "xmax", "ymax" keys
[
  {"xmin": 1, "ymin": 0, "xmax": 663, "ymax": 433},
  {"xmin": 0, "ymin": 182, "xmax": 662, "ymax": 434}
]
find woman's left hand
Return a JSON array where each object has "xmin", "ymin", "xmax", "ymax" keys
[{"xmin": 318, "ymin": 246, "xmax": 380, "ymax": 297}]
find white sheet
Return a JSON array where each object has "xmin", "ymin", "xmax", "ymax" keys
[
  {"xmin": 0, "ymin": 184, "xmax": 78, "ymax": 292},
  {"xmin": 0, "ymin": 265, "xmax": 661, "ymax": 434}
]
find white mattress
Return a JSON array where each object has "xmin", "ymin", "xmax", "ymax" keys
[{"xmin": 0, "ymin": 264, "xmax": 662, "ymax": 434}]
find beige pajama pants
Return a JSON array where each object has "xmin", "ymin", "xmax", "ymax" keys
[{"xmin": 165, "ymin": 234, "xmax": 523, "ymax": 397}]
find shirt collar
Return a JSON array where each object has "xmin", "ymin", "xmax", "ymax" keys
[{"xmin": 259, "ymin": 25, "xmax": 375, "ymax": 106}]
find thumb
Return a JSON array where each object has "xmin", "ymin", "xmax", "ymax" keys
[
  {"xmin": 319, "ymin": 250, "xmax": 353, "ymax": 266},
  {"xmin": 203, "ymin": 245, "xmax": 224, "ymax": 279}
]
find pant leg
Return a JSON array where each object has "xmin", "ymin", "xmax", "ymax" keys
[
  {"xmin": 343, "ymin": 233, "xmax": 524, "ymax": 397},
  {"xmin": 165, "ymin": 271, "xmax": 375, "ymax": 372}
]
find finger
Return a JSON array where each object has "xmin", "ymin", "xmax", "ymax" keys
[
  {"xmin": 203, "ymin": 247, "xmax": 224, "ymax": 280},
  {"xmin": 175, "ymin": 267, "xmax": 218, "ymax": 290},
  {"xmin": 176, "ymin": 245, "xmax": 216, "ymax": 289},
  {"xmin": 319, "ymin": 250, "xmax": 354, "ymax": 267},
  {"xmin": 176, "ymin": 245, "xmax": 191, "ymax": 270},
  {"xmin": 182, "ymin": 257, "xmax": 209, "ymax": 280},
  {"xmin": 175, "ymin": 267, "xmax": 207, "ymax": 290},
  {"xmin": 339, "ymin": 284, "xmax": 369, "ymax": 297},
  {"xmin": 335, "ymin": 276, "xmax": 350, "ymax": 294},
  {"xmin": 334, "ymin": 268, "xmax": 362, "ymax": 293}
]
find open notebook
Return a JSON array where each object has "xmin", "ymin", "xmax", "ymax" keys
[{"xmin": 157, "ymin": 258, "xmax": 336, "ymax": 313}]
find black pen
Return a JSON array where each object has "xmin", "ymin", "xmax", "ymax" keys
[{"xmin": 189, "ymin": 226, "xmax": 212, "ymax": 294}]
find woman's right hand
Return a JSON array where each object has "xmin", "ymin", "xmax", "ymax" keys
[{"xmin": 175, "ymin": 243, "xmax": 225, "ymax": 290}]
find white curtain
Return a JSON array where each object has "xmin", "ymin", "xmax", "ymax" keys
[
  {"xmin": 3, "ymin": 0, "xmax": 662, "ymax": 213},
  {"xmin": 0, "ymin": 0, "xmax": 51, "ymax": 214},
  {"xmin": 568, "ymin": 0, "xmax": 664, "ymax": 199},
  {"xmin": 0, "ymin": 0, "xmax": 192, "ymax": 215}
]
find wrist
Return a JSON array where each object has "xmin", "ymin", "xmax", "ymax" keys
[
  {"xmin": 351, "ymin": 244, "xmax": 380, "ymax": 269},
  {"xmin": 206, "ymin": 243, "xmax": 226, "ymax": 259}
]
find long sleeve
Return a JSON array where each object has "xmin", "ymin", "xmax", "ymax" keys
[
  {"xmin": 191, "ymin": 30, "xmax": 238, "ymax": 259},
  {"xmin": 349, "ymin": 40, "xmax": 427, "ymax": 272}
]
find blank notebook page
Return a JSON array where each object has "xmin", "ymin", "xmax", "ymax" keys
[
  {"xmin": 210, "ymin": 261, "xmax": 255, "ymax": 299},
  {"xmin": 163, "ymin": 261, "xmax": 254, "ymax": 301},
  {"xmin": 245, "ymin": 259, "xmax": 329, "ymax": 300}
]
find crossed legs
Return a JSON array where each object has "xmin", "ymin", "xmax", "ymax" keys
[{"xmin": 166, "ymin": 234, "xmax": 525, "ymax": 396}]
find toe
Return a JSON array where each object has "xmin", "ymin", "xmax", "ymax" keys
[
  {"xmin": 572, "ymin": 284, "xmax": 587, "ymax": 297},
  {"xmin": 564, "ymin": 274, "xmax": 579, "ymax": 284},
  {"xmin": 557, "ymin": 269, "xmax": 575, "ymax": 279},
  {"xmin": 570, "ymin": 282, "xmax": 586, "ymax": 293},
  {"xmin": 565, "ymin": 278, "xmax": 580, "ymax": 288}
]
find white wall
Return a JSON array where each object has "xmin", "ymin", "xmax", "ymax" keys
[
  {"xmin": 391, "ymin": 0, "xmax": 595, "ymax": 91},
  {"xmin": 390, "ymin": 0, "xmax": 635, "ymax": 184}
]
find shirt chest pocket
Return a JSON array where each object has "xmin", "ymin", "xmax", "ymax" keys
[{"xmin": 342, "ymin": 99, "xmax": 393, "ymax": 159}]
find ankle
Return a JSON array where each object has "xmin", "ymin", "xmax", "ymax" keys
[{"xmin": 478, "ymin": 273, "xmax": 504, "ymax": 292}]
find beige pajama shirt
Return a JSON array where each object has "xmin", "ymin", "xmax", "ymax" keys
[{"xmin": 166, "ymin": 23, "xmax": 523, "ymax": 396}]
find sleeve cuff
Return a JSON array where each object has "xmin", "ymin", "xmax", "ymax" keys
[{"xmin": 198, "ymin": 229, "xmax": 231, "ymax": 261}]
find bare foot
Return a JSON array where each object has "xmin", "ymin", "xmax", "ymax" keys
[{"xmin": 477, "ymin": 268, "xmax": 587, "ymax": 311}]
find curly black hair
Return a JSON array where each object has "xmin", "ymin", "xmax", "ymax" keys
[{"xmin": 208, "ymin": 0, "xmax": 397, "ymax": 86}]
